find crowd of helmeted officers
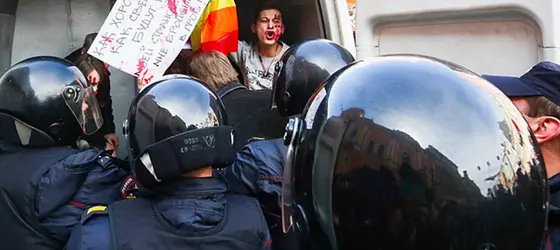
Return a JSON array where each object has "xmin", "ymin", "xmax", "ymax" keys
[{"xmin": 1, "ymin": 1, "xmax": 560, "ymax": 250}]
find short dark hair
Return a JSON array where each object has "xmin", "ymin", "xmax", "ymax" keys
[
  {"xmin": 525, "ymin": 96, "xmax": 560, "ymax": 120},
  {"xmin": 253, "ymin": 1, "xmax": 283, "ymax": 22},
  {"xmin": 82, "ymin": 33, "xmax": 98, "ymax": 50},
  {"xmin": 525, "ymin": 96, "xmax": 560, "ymax": 145}
]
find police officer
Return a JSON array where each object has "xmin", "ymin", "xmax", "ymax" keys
[
  {"xmin": 0, "ymin": 56, "xmax": 130, "ymax": 250},
  {"xmin": 222, "ymin": 39, "xmax": 355, "ymax": 250},
  {"xmin": 280, "ymin": 55, "xmax": 549, "ymax": 249},
  {"xmin": 66, "ymin": 75, "xmax": 271, "ymax": 250}
]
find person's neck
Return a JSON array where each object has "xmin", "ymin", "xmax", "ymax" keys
[
  {"xmin": 541, "ymin": 146, "xmax": 560, "ymax": 178},
  {"xmin": 182, "ymin": 167, "xmax": 213, "ymax": 178},
  {"xmin": 259, "ymin": 42, "xmax": 281, "ymax": 58}
]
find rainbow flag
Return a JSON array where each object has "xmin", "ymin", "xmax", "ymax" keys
[{"xmin": 190, "ymin": 0, "xmax": 238, "ymax": 54}]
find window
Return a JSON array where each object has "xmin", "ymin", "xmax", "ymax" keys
[
  {"xmin": 402, "ymin": 152, "xmax": 411, "ymax": 163},
  {"xmin": 378, "ymin": 145, "xmax": 385, "ymax": 158},
  {"xmin": 349, "ymin": 129, "xmax": 358, "ymax": 140},
  {"xmin": 367, "ymin": 141, "xmax": 375, "ymax": 153}
]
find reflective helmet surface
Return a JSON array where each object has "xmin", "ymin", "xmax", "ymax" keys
[
  {"xmin": 0, "ymin": 56, "xmax": 103, "ymax": 146},
  {"xmin": 282, "ymin": 55, "xmax": 548, "ymax": 250},
  {"xmin": 124, "ymin": 75, "xmax": 229, "ymax": 186},
  {"xmin": 272, "ymin": 39, "xmax": 355, "ymax": 117}
]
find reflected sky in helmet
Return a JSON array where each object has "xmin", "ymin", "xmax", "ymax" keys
[
  {"xmin": 130, "ymin": 75, "xmax": 224, "ymax": 157},
  {"xmin": 287, "ymin": 55, "xmax": 546, "ymax": 250},
  {"xmin": 326, "ymin": 56, "xmax": 528, "ymax": 195},
  {"xmin": 25, "ymin": 63, "xmax": 88, "ymax": 103},
  {"xmin": 272, "ymin": 39, "xmax": 355, "ymax": 116},
  {"xmin": 137, "ymin": 77, "xmax": 220, "ymax": 130}
]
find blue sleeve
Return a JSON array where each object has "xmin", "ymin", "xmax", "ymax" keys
[
  {"xmin": 263, "ymin": 227, "xmax": 273, "ymax": 250},
  {"xmin": 223, "ymin": 144, "xmax": 262, "ymax": 195},
  {"xmin": 36, "ymin": 150, "xmax": 129, "ymax": 242},
  {"xmin": 66, "ymin": 215, "xmax": 111, "ymax": 250},
  {"xmin": 223, "ymin": 140, "xmax": 286, "ymax": 197}
]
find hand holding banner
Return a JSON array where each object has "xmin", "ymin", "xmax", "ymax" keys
[{"xmin": 88, "ymin": 0, "xmax": 210, "ymax": 85}]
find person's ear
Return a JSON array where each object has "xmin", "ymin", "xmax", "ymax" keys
[
  {"xmin": 279, "ymin": 24, "xmax": 285, "ymax": 35},
  {"xmin": 81, "ymin": 48, "xmax": 87, "ymax": 55},
  {"xmin": 530, "ymin": 116, "xmax": 560, "ymax": 144},
  {"xmin": 251, "ymin": 23, "xmax": 256, "ymax": 34}
]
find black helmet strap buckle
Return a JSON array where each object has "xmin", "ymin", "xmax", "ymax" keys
[
  {"xmin": 274, "ymin": 61, "xmax": 283, "ymax": 74},
  {"xmin": 134, "ymin": 126, "xmax": 235, "ymax": 185}
]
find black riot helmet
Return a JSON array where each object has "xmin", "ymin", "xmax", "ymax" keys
[
  {"xmin": 0, "ymin": 56, "xmax": 103, "ymax": 147},
  {"xmin": 123, "ymin": 75, "xmax": 235, "ymax": 187},
  {"xmin": 272, "ymin": 39, "xmax": 355, "ymax": 117},
  {"xmin": 281, "ymin": 55, "xmax": 548, "ymax": 250}
]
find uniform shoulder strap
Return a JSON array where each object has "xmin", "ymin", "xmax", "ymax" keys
[
  {"xmin": 247, "ymin": 137, "xmax": 265, "ymax": 143},
  {"xmin": 80, "ymin": 205, "xmax": 108, "ymax": 224},
  {"xmin": 95, "ymin": 154, "xmax": 115, "ymax": 169}
]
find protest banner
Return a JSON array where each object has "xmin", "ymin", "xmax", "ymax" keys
[{"xmin": 88, "ymin": 0, "xmax": 210, "ymax": 84}]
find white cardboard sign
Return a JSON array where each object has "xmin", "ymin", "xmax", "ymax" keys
[{"xmin": 88, "ymin": 0, "xmax": 210, "ymax": 81}]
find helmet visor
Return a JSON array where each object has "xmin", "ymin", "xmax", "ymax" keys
[
  {"xmin": 281, "ymin": 118, "xmax": 302, "ymax": 233},
  {"xmin": 63, "ymin": 78, "xmax": 103, "ymax": 135}
]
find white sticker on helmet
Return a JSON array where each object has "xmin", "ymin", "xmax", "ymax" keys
[
  {"xmin": 304, "ymin": 88, "xmax": 327, "ymax": 129},
  {"xmin": 140, "ymin": 153, "xmax": 162, "ymax": 182}
]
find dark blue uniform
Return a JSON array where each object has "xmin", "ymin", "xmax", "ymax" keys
[
  {"xmin": 545, "ymin": 174, "xmax": 560, "ymax": 250},
  {"xmin": 66, "ymin": 176, "xmax": 272, "ymax": 250},
  {"xmin": 222, "ymin": 138, "xmax": 304, "ymax": 250},
  {"xmin": 223, "ymin": 139, "xmax": 286, "ymax": 196},
  {"xmin": 0, "ymin": 145, "xmax": 129, "ymax": 250}
]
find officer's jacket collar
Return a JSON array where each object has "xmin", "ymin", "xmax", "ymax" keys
[
  {"xmin": 134, "ymin": 176, "xmax": 230, "ymax": 233},
  {"xmin": 0, "ymin": 141, "xmax": 22, "ymax": 154},
  {"xmin": 550, "ymin": 173, "xmax": 560, "ymax": 212},
  {"xmin": 140, "ymin": 176, "xmax": 228, "ymax": 198}
]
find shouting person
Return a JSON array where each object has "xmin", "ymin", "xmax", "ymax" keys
[
  {"xmin": 223, "ymin": 39, "xmax": 355, "ymax": 250},
  {"xmin": 230, "ymin": 1, "xmax": 290, "ymax": 90}
]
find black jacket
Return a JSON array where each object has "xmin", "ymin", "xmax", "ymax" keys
[{"xmin": 216, "ymin": 82, "xmax": 288, "ymax": 152}]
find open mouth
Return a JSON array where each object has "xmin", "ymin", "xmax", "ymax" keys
[{"xmin": 265, "ymin": 30, "xmax": 275, "ymax": 40}]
